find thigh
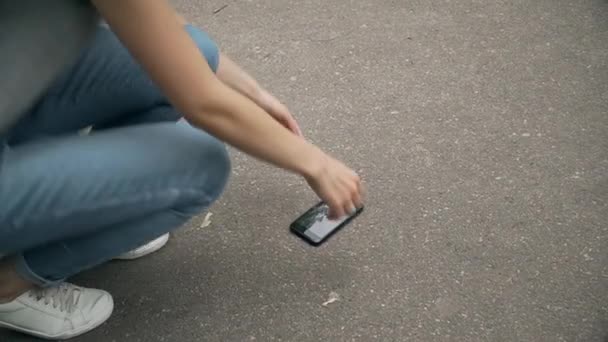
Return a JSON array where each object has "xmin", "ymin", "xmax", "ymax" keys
[
  {"xmin": 8, "ymin": 24, "xmax": 220, "ymax": 144},
  {"xmin": 0, "ymin": 116, "xmax": 230, "ymax": 255}
]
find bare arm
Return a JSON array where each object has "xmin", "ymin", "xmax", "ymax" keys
[
  {"xmin": 217, "ymin": 54, "xmax": 303, "ymax": 136},
  {"xmin": 92, "ymin": 0, "xmax": 361, "ymax": 217},
  {"xmin": 176, "ymin": 13, "xmax": 302, "ymax": 135},
  {"xmin": 216, "ymin": 54, "xmax": 260, "ymax": 102},
  {"xmin": 174, "ymin": 14, "xmax": 261, "ymax": 103}
]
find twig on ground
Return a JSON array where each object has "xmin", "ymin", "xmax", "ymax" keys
[{"xmin": 213, "ymin": 4, "xmax": 228, "ymax": 14}]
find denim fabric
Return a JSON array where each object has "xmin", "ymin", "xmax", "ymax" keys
[{"xmin": 0, "ymin": 25, "xmax": 229, "ymax": 286}]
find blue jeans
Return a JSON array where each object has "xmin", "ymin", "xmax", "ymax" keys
[{"xmin": 0, "ymin": 25, "xmax": 230, "ymax": 286}]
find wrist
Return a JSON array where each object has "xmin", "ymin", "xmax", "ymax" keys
[{"xmin": 296, "ymin": 145, "xmax": 328, "ymax": 180}]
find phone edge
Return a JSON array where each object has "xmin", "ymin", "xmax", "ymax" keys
[{"xmin": 289, "ymin": 205, "xmax": 364, "ymax": 247}]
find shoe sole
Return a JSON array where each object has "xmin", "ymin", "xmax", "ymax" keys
[
  {"xmin": 113, "ymin": 233, "xmax": 170, "ymax": 260},
  {"xmin": 0, "ymin": 295, "xmax": 114, "ymax": 340}
]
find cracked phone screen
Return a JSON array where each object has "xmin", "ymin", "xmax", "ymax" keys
[{"xmin": 300, "ymin": 203, "xmax": 349, "ymax": 241}]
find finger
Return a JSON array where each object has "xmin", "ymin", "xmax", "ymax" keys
[
  {"xmin": 355, "ymin": 176, "xmax": 365, "ymax": 205},
  {"xmin": 343, "ymin": 172, "xmax": 362, "ymax": 208},
  {"xmin": 276, "ymin": 115, "xmax": 296, "ymax": 134},
  {"xmin": 294, "ymin": 125, "xmax": 303, "ymax": 137},
  {"xmin": 352, "ymin": 186, "xmax": 364, "ymax": 209},
  {"xmin": 286, "ymin": 116, "xmax": 303, "ymax": 137},
  {"xmin": 338, "ymin": 183, "xmax": 357, "ymax": 217},
  {"xmin": 328, "ymin": 198, "xmax": 345, "ymax": 220},
  {"xmin": 279, "ymin": 118, "xmax": 293, "ymax": 132},
  {"xmin": 292, "ymin": 120, "xmax": 303, "ymax": 137},
  {"xmin": 343, "ymin": 199, "xmax": 357, "ymax": 218}
]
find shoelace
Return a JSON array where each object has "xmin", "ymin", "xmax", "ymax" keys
[{"xmin": 28, "ymin": 283, "xmax": 82, "ymax": 313}]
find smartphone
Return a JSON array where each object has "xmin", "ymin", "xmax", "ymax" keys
[{"xmin": 290, "ymin": 202, "xmax": 364, "ymax": 246}]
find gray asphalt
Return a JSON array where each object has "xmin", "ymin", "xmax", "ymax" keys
[{"xmin": 2, "ymin": 0, "xmax": 607, "ymax": 341}]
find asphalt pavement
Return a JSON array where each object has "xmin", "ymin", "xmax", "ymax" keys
[{"xmin": 2, "ymin": 0, "xmax": 607, "ymax": 341}]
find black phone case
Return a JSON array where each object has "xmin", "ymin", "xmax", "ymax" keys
[{"xmin": 290, "ymin": 203, "xmax": 364, "ymax": 246}]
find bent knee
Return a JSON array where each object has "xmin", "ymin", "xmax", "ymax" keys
[
  {"xmin": 171, "ymin": 123, "xmax": 231, "ymax": 214},
  {"xmin": 199, "ymin": 135, "xmax": 231, "ymax": 201},
  {"xmin": 185, "ymin": 25, "xmax": 219, "ymax": 73}
]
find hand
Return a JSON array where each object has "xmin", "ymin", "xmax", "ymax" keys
[
  {"xmin": 305, "ymin": 154, "xmax": 364, "ymax": 219},
  {"xmin": 257, "ymin": 89, "xmax": 303, "ymax": 137}
]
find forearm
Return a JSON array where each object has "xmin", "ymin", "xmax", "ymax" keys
[
  {"xmin": 217, "ymin": 54, "xmax": 263, "ymax": 104},
  {"xmin": 93, "ymin": 0, "xmax": 322, "ymax": 176},
  {"xmin": 175, "ymin": 13, "xmax": 263, "ymax": 104},
  {"xmin": 188, "ymin": 82, "xmax": 322, "ymax": 176}
]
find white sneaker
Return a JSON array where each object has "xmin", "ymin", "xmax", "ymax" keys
[
  {"xmin": 114, "ymin": 233, "xmax": 170, "ymax": 260},
  {"xmin": 0, "ymin": 283, "xmax": 113, "ymax": 340}
]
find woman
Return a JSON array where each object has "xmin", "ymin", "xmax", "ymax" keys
[{"xmin": 0, "ymin": 0, "xmax": 363, "ymax": 339}]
